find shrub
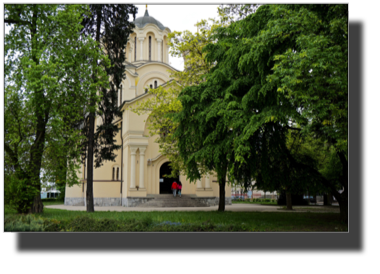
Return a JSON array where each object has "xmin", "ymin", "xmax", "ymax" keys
[
  {"xmin": 5, "ymin": 176, "xmax": 39, "ymax": 213},
  {"xmin": 66, "ymin": 216, "xmax": 154, "ymax": 232},
  {"xmin": 4, "ymin": 214, "xmax": 45, "ymax": 232}
]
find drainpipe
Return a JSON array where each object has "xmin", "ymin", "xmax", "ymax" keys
[{"xmin": 120, "ymin": 122, "xmax": 123, "ymax": 206}]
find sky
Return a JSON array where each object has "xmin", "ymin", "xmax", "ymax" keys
[{"xmin": 133, "ymin": 4, "xmax": 220, "ymax": 70}]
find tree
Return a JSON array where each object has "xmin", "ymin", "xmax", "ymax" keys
[
  {"xmin": 260, "ymin": 4, "xmax": 348, "ymax": 220},
  {"xmin": 80, "ymin": 4, "xmax": 137, "ymax": 212},
  {"xmin": 174, "ymin": 79, "xmax": 237, "ymax": 211},
  {"xmin": 5, "ymin": 4, "xmax": 109, "ymax": 213},
  {"xmin": 218, "ymin": 4, "xmax": 259, "ymax": 23},
  {"xmin": 178, "ymin": 5, "xmax": 347, "ymax": 220},
  {"xmin": 211, "ymin": 5, "xmax": 348, "ymax": 221}
]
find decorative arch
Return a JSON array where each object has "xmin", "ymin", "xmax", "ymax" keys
[
  {"xmin": 141, "ymin": 76, "xmax": 166, "ymax": 94},
  {"xmin": 137, "ymin": 70, "xmax": 170, "ymax": 95},
  {"xmin": 141, "ymin": 25, "xmax": 163, "ymax": 38}
]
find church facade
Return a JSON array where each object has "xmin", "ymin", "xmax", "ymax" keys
[{"xmin": 65, "ymin": 9, "xmax": 232, "ymax": 207}]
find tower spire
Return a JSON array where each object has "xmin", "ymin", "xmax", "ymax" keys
[{"xmin": 144, "ymin": 5, "xmax": 149, "ymax": 16}]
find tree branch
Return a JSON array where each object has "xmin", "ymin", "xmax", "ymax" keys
[{"xmin": 5, "ymin": 19, "xmax": 31, "ymax": 26}]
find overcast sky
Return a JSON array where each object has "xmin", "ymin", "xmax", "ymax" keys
[{"xmin": 133, "ymin": 4, "xmax": 220, "ymax": 70}]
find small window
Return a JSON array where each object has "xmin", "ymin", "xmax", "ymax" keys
[
  {"xmin": 145, "ymin": 88, "xmax": 148, "ymax": 93},
  {"xmin": 116, "ymin": 167, "xmax": 119, "ymax": 181},
  {"xmin": 112, "ymin": 167, "xmax": 115, "ymax": 181},
  {"xmin": 150, "ymin": 84, "xmax": 152, "ymax": 89},
  {"xmin": 154, "ymin": 81, "xmax": 157, "ymax": 88}
]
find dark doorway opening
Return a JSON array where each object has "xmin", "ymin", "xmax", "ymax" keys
[{"xmin": 159, "ymin": 162, "xmax": 179, "ymax": 194}]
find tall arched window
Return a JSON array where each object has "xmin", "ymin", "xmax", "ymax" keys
[
  {"xmin": 149, "ymin": 36, "xmax": 151, "ymax": 61},
  {"xmin": 134, "ymin": 37, "xmax": 136, "ymax": 61},
  {"xmin": 112, "ymin": 166, "xmax": 120, "ymax": 181},
  {"xmin": 150, "ymin": 84, "xmax": 153, "ymax": 89},
  {"xmin": 154, "ymin": 80, "xmax": 157, "ymax": 88}
]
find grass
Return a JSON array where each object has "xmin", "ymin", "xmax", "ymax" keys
[
  {"xmin": 42, "ymin": 199, "xmax": 64, "ymax": 206},
  {"xmin": 4, "ymin": 205, "xmax": 347, "ymax": 232}
]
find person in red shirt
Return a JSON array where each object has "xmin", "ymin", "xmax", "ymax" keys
[{"xmin": 171, "ymin": 181, "xmax": 178, "ymax": 197}]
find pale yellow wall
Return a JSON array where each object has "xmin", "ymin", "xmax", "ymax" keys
[
  {"xmin": 93, "ymin": 125, "xmax": 122, "ymax": 181},
  {"xmin": 93, "ymin": 181, "xmax": 121, "ymax": 198},
  {"xmin": 66, "ymin": 183, "xmax": 84, "ymax": 198}
]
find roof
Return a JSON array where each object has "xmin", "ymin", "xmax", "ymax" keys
[{"xmin": 133, "ymin": 10, "xmax": 167, "ymax": 30}]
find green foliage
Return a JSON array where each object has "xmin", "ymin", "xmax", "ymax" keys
[
  {"xmin": 5, "ymin": 177, "xmax": 40, "ymax": 213},
  {"xmin": 218, "ymin": 4, "xmax": 259, "ymax": 23},
  {"xmin": 4, "ymin": 214, "xmax": 45, "ymax": 232},
  {"xmin": 81, "ymin": 4, "xmax": 137, "ymax": 168},
  {"xmin": 5, "ymin": 4, "xmax": 109, "ymax": 213},
  {"xmin": 174, "ymin": 4, "xmax": 347, "ymax": 219},
  {"xmin": 62, "ymin": 216, "xmax": 154, "ymax": 232}
]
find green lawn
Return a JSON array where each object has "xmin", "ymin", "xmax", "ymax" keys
[
  {"xmin": 4, "ymin": 205, "xmax": 347, "ymax": 232},
  {"xmin": 42, "ymin": 199, "xmax": 65, "ymax": 206}
]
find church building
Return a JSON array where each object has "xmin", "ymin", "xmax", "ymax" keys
[{"xmin": 64, "ymin": 8, "xmax": 232, "ymax": 207}]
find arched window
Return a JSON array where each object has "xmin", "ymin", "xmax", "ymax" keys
[
  {"xmin": 149, "ymin": 36, "xmax": 151, "ymax": 61},
  {"xmin": 150, "ymin": 84, "xmax": 153, "ymax": 89},
  {"xmin": 154, "ymin": 80, "xmax": 157, "ymax": 88},
  {"xmin": 112, "ymin": 166, "xmax": 120, "ymax": 181},
  {"xmin": 145, "ymin": 88, "xmax": 148, "ymax": 93},
  {"xmin": 134, "ymin": 37, "xmax": 136, "ymax": 61}
]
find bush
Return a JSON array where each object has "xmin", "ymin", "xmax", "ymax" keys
[
  {"xmin": 5, "ymin": 176, "xmax": 39, "ymax": 213},
  {"xmin": 4, "ymin": 214, "xmax": 45, "ymax": 232},
  {"xmin": 66, "ymin": 216, "xmax": 154, "ymax": 232}
]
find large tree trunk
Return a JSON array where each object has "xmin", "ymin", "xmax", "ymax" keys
[
  {"xmin": 29, "ymin": 195, "xmax": 44, "ymax": 213},
  {"xmin": 85, "ymin": 9, "xmax": 102, "ymax": 213},
  {"xmin": 286, "ymin": 191, "xmax": 292, "ymax": 210},
  {"xmin": 218, "ymin": 178, "xmax": 226, "ymax": 212},
  {"xmin": 86, "ymin": 111, "xmax": 95, "ymax": 212},
  {"xmin": 218, "ymin": 164, "xmax": 227, "ymax": 212},
  {"xmin": 27, "ymin": 6, "xmax": 45, "ymax": 214}
]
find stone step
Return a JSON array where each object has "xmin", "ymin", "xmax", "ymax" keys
[
  {"xmin": 137, "ymin": 196, "xmax": 209, "ymax": 208},
  {"xmin": 147, "ymin": 194, "xmax": 194, "ymax": 199}
]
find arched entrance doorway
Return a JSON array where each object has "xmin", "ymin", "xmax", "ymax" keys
[{"xmin": 159, "ymin": 162, "xmax": 179, "ymax": 194}]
